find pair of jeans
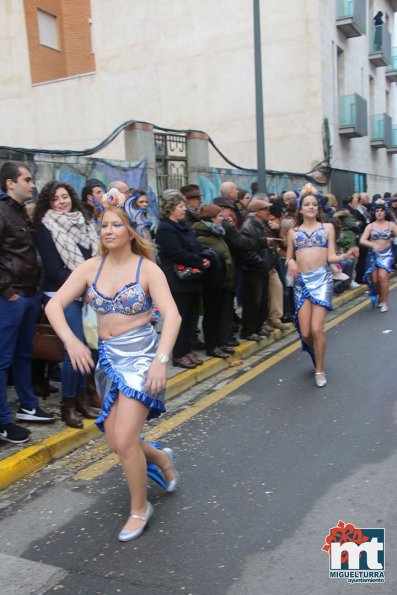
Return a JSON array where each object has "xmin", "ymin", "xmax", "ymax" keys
[
  {"xmin": 0, "ymin": 293, "xmax": 41, "ymax": 425},
  {"xmin": 61, "ymin": 301, "xmax": 87, "ymax": 398}
]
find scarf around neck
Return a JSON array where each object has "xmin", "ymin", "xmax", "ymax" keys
[
  {"xmin": 202, "ymin": 220, "xmax": 226, "ymax": 236},
  {"xmin": 42, "ymin": 209, "xmax": 99, "ymax": 271}
]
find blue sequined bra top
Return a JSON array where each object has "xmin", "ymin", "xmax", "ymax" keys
[
  {"xmin": 370, "ymin": 225, "xmax": 392, "ymax": 241},
  {"xmin": 294, "ymin": 224, "xmax": 329, "ymax": 251},
  {"xmin": 88, "ymin": 256, "xmax": 152, "ymax": 316}
]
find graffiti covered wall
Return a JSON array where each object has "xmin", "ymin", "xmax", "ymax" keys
[
  {"xmin": 1, "ymin": 150, "xmax": 313, "ymax": 219},
  {"xmin": 33, "ymin": 156, "xmax": 147, "ymax": 196},
  {"xmin": 196, "ymin": 167, "xmax": 312, "ymax": 203},
  {"xmin": 0, "ymin": 150, "xmax": 160, "ymax": 216},
  {"xmin": 0, "ymin": 151, "xmax": 147, "ymax": 194}
]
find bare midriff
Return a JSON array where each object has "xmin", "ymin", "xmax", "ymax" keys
[
  {"xmin": 371, "ymin": 238, "xmax": 392, "ymax": 251},
  {"xmin": 295, "ymin": 247, "xmax": 328, "ymax": 273},
  {"xmin": 96, "ymin": 310, "xmax": 152, "ymax": 340}
]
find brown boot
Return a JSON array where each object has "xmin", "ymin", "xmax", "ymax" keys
[
  {"xmin": 86, "ymin": 371, "xmax": 101, "ymax": 408},
  {"xmin": 88, "ymin": 390, "xmax": 102, "ymax": 408},
  {"xmin": 75, "ymin": 390, "xmax": 98, "ymax": 419},
  {"xmin": 87, "ymin": 370, "xmax": 102, "ymax": 409},
  {"xmin": 61, "ymin": 398, "xmax": 83, "ymax": 429}
]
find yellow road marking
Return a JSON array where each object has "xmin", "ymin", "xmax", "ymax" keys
[{"xmin": 75, "ymin": 294, "xmax": 377, "ymax": 481}]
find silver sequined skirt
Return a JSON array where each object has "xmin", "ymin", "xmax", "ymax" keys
[
  {"xmin": 364, "ymin": 247, "xmax": 393, "ymax": 298},
  {"xmin": 95, "ymin": 323, "xmax": 165, "ymax": 432},
  {"xmin": 293, "ymin": 264, "xmax": 333, "ymax": 364}
]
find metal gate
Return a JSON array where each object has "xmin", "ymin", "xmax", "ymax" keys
[{"xmin": 155, "ymin": 132, "xmax": 188, "ymax": 195}]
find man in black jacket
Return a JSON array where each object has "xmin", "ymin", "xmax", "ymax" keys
[
  {"xmin": 214, "ymin": 196, "xmax": 272, "ymax": 344},
  {"xmin": 239, "ymin": 197, "xmax": 273, "ymax": 341},
  {"xmin": 0, "ymin": 162, "xmax": 54, "ymax": 444},
  {"xmin": 342, "ymin": 194, "xmax": 367, "ymax": 286}
]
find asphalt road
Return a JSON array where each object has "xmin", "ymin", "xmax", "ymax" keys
[{"xmin": 0, "ymin": 290, "xmax": 396, "ymax": 595}]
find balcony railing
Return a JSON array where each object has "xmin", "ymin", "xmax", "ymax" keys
[
  {"xmin": 387, "ymin": 125, "xmax": 397, "ymax": 153},
  {"xmin": 386, "ymin": 47, "xmax": 397, "ymax": 82},
  {"xmin": 336, "ymin": 0, "xmax": 366, "ymax": 37},
  {"xmin": 370, "ymin": 114, "xmax": 392, "ymax": 148},
  {"xmin": 369, "ymin": 24, "xmax": 391, "ymax": 66},
  {"xmin": 338, "ymin": 94, "xmax": 368, "ymax": 138}
]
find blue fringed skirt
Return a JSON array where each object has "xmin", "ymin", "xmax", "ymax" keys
[
  {"xmin": 293, "ymin": 264, "xmax": 333, "ymax": 364},
  {"xmin": 95, "ymin": 323, "xmax": 166, "ymax": 432},
  {"xmin": 363, "ymin": 247, "xmax": 393, "ymax": 299}
]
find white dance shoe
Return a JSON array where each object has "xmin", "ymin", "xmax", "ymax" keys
[
  {"xmin": 118, "ymin": 501, "xmax": 153, "ymax": 542},
  {"xmin": 162, "ymin": 448, "xmax": 181, "ymax": 493},
  {"xmin": 314, "ymin": 372, "xmax": 327, "ymax": 388}
]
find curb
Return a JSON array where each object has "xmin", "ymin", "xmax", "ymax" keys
[
  {"xmin": 0, "ymin": 284, "xmax": 368, "ymax": 492},
  {"xmin": 0, "ymin": 422, "xmax": 98, "ymax": 490}
]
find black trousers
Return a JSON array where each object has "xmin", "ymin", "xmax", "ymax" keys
[
  {"xmin": 202, "ymin": 288, "xmax": 234, "ymax": 350},
  {"xmin": 221, "ymin": 291, "xmax": 235, "ymax": 344},
  {"xmin": 355, "ymin": 245, "xmax": 368, "ymax": 284},
  {"xmin": 241, "ymin": 270, "xmax": 269, "ymax": 335},
  {"xmin": 172, "ymin": 292, "xmax": 200, "ymax": 358}
]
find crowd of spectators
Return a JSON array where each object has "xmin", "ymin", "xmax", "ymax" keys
[
  {"xmin": 154, "ymin": 185, "xmax": 397, "ymax": 367},
  {"xmin": 1, "ymin": 158, "xmax": 396, "ymax": 443}
]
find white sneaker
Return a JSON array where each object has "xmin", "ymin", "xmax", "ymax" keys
[
  {"xmin": 380, "ymin": 304, "xmax": 389, "ymax": 313},
  {"xmin": 349, "ymin": 281, "xmax": 360, "ymax": 289}
]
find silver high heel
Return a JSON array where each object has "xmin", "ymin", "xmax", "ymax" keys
[
  {"xmin": 162, "ymin": 448, "xmax": 181, "ymax": 493},
  {"xmin": 314, "ymin": 372, "xmax": 327, "ymax": 388},
  {"xmin": 118, "ymin": 501, "xmax": 153, "ymax": 542}
]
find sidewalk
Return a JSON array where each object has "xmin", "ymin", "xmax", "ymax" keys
[{"xmin": 0, "ymin": 285, "xmax": 368, "ymax": 491}]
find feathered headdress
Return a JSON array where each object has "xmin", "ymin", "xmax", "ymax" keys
[
  {"xmin": 100, "ymin": 188, "xmax": 153, "ymax": 237},
  {"xmin": 297, "ymin": 183, "xmax": 325, "ymax": 209}
]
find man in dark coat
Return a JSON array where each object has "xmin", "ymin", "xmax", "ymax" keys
[
  {"xmin": 0, "ymin": 162, "xmax": 54, "ymax": 444},
  {"xmin": 239, "ymin": 198, "xmax": 273, "ymax": 341}
]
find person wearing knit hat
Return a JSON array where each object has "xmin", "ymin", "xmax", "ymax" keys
[
  {"xmin": 192, "ymin": 205, "xmax": 236, "ymax": 358},
  {"xmin": 198, "ymin": 204, "xmax": 221, "ymax": 220}
]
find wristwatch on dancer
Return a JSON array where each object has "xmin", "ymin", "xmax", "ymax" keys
[{"xmin": 155, "ymin": 353, "xmax": 169, "ymax": 363}]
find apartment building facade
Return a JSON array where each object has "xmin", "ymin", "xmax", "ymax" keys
[{"xmin": 0, "ymin": 0, "xmax": 396, "ymax": 198}]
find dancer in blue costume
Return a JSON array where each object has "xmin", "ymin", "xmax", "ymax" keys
[
  {"xmin": 46, "ymin": 188, "xmax": 182, "ymax": 542},
  {"xmin": 125, "ymin": 189, "xmax": 154, "ymax": 242},
  {"xmin": 360, "ymin": 200, "xmax": 397, "ymax": 313},
  {"xmin": 286, "ymin": 185, "xmax": 359, "ymax": 387}
]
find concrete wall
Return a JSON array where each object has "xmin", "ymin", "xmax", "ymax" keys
[
  {"xmin": 320, "ymin": 0, "xmax": 397, "ymax": 189},
  {"xmin": 0, "ymin": 0, "xmax": 396, "ymax": 190}
]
